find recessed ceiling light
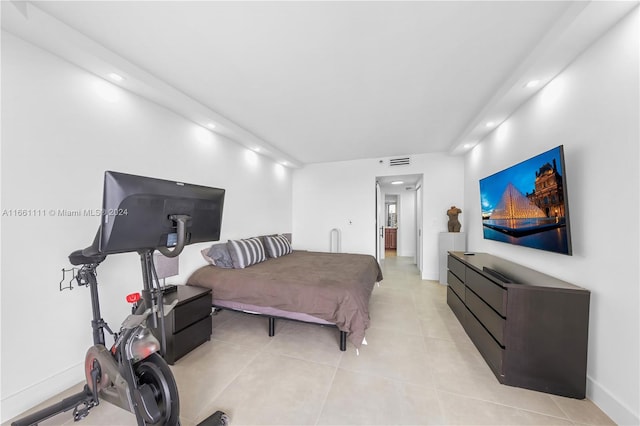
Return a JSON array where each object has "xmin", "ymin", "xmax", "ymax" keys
[
  {"xmin": 525, "ymin": 80, "xmax": 540, "ymax": 88},
  {"xmin": 486, "ymin": 121, "xmax": 495, "ymax": 127},
  {"xmin": 391, "ymin": 181, "xmax": 404, "ymax": 185},
  {"xmin": 108, "ymin": 73, "xmax": 124, "ymax": 82}
]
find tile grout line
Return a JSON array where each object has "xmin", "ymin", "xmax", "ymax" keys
[
  {"xmin": 312, "ymin": 354, "xmax": 342, "ymax": 426},
  {"xmin": 435, "ymin": 388, "xmax": 575, "ymax": 423},
  {"xmin": 191, "ymin": 337, "xmax": 271, "ymax": 423}
]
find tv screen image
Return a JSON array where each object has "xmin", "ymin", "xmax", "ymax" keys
[{"xmin": 479, "ymin": 145, "xmax": 572, "ymax": 255}]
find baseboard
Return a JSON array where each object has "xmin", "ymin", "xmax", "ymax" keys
[
  {"xmin": 421, "ymin": 271, "xmax": 438, "ymax": 281},
  {"xmin": 587, "ymin": 375, "xmax": 639, "ymax": 425},
  {"xmin": 1, "ymin": 362, "xmax": 84, "ymax": 423}
]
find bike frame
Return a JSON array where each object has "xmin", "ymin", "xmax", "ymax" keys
[
  {"xmin": 11, "ymin": 216, "xmax": 189, "ymax": 426},
  {"xmin": 82, "ymin": 249, "xmax": 178, "ymax": 425}
]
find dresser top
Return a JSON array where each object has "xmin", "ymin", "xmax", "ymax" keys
[{"xmin": 449, "ymin": 251, "xmax": 588, "ymax": 292}]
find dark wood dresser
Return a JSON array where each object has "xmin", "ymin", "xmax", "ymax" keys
[
  {"xmin": 151, "ymin": 285, "xmax": 212, "ymax": 365},
  {"xmin": 446, "ymin": 251, "xmax": 590, "ymax": 398}
]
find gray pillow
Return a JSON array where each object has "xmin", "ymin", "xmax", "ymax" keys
[{"xmin": 201, "ymin": 243, "xmax": 234, "ymax": 268}]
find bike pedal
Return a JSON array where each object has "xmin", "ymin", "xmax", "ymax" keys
[
  {"xmin": 73, "ymin": 403, "xmax": 91, "ymax": 421},
  {"xmin": 196, "ymin": 410, "xmax": 229, "ymax": 426}
]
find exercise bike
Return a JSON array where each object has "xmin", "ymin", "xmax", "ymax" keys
[
  {"xmin": 13, "ymin": 228, "xmax": 183, "ymax": 425},
  {"xmin": 12, "ymin": 171, "xmax": 229, "ymax": 426}
]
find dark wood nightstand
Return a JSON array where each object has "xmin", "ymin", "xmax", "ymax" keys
[{"xmin": 151, "ymin": 285, "xmax": 212, "ymax": 365}]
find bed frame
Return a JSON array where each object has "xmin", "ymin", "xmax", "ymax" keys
[{"xmin": 213, "ymin": 302, "xmax": 348, "ymax": 351}]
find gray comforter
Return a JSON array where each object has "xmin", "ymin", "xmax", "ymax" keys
[{"xmin": 187, "ymin": 250, "xmax": 383, "ymax": 347}]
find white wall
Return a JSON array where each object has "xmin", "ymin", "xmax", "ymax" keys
[
  {"xmin": 0, "ymin": 32, "xmax": 292, "ymax": 421},
  {"xmin": 464, "ymin": 8, "xmax": 639, "ymax": 425},
  {"xmin": 292, "ymin": 154, "xmax": 464, "ymax": 279}
]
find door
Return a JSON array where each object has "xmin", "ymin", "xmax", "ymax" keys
[
  {"xmin": 416, "ymin": 183, "xmax": 423, "ymax": 273},
  {"xmin": 376, "ymin": 182, "xmax": 385, "ymax": 262}
]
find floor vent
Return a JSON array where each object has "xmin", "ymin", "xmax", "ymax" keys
[{"xmin": 389, "ymin": 157, "xmax": 411, "ymax": 167}]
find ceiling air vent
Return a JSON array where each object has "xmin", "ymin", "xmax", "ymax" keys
[{"xmin": 389, "ymin": 157, "xmax": 411, "ymax": 167}]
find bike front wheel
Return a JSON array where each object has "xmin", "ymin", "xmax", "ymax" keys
[{"xmin": 134, "ymin": 353, "xmax": 180, "ymax": 425}]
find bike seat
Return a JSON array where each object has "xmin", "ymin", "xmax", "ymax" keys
[
  {"xmin": 69, "ymin": 250, "xmax": 106, "ymax": 266},
  {"xmin": 69, "ymin": 230, "xmax": 106, "ymax": 266}
]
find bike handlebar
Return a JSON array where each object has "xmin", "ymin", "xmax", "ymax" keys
[{"xmin": 156, "ymin": 215, "xmax": 190, "ymax": 258}]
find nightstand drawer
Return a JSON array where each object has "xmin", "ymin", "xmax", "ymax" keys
[
  {"xmin": 151, "ymin": 285, "xmax": 212, "ymax": 364},
  {"xmin": 174, "ymin": 293, "xmax": 211, "ymax": 332},
  {"xmin": 173, "ymin": 315, "xmax": 212, "ymax": 361}
]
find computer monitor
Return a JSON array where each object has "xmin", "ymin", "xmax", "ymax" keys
[{"xmin": 98, "ymin": 171, "xmax": 225, "ymax": 255}]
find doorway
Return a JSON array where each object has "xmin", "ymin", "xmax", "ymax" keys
[
  {"xmin": 375, "ymin": 174, "xmax": 423, "ymax": 269},
  {"xmin": 384, "ymin": 195, "xmax": 398, "ymax": 257}
]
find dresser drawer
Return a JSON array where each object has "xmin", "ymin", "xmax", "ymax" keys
[
  {"xmin": 447, "ymin": 255, "xmax": 466, "ymax": 281},
  {"xmin": 466, "ymin": 288, "xmax": 506, "ymax": 346},
  {"xmin": 465, "ymin": 307, "xmax": 504, "ymax": 378},
  {"xmin": 447, "ymin": 270, "xmax": 465, "ymax": 301},
  {"xmin": 447, "ymin": 286, "xmax": 466, "ymax": 325},
  {"xmin": 174, "ymin": 293, "xmax": 211, "ymax": 332},
  {"xmin": 466, "ymin": 268, "xmax": 507, "ymax": 316}
]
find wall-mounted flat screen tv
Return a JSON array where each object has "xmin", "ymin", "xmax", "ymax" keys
[{"xmin": 479, "ymin": 145, "xmax": 572, "ymax": 255}]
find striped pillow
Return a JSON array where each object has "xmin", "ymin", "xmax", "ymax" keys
[
  {"xmin": 264, "ymin": 235, "xmax": 292, "ymax": 258},
  {"xmin": 227, "ymin": 238, "xmax": 266, "ymax": 269}
]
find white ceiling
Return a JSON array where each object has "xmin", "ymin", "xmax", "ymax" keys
[
  {"xmin": 3, "ymin": 1, "xmax": 636, "ymax": 166},
  {"xmin": 378, "ymin": 173, "xmax": 422, "ymax": 193}
]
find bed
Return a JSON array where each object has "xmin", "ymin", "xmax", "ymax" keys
[{"xmin": 187, "ymin": 243, "xmax": 383, "ymax": 350}]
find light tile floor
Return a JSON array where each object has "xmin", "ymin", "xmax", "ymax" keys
[{"xmin": 5, "ymin": 256, "xmax": 615, "ymax": 425}]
